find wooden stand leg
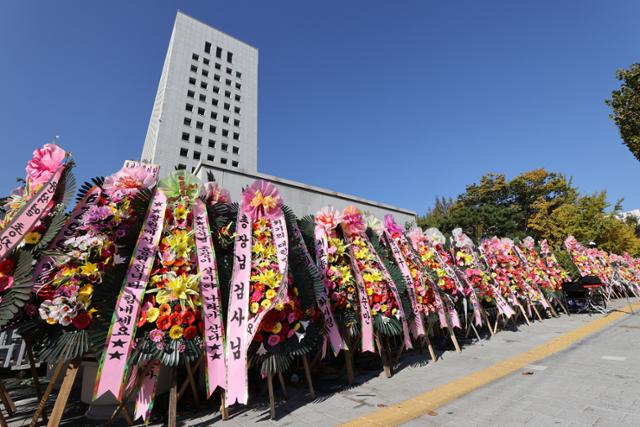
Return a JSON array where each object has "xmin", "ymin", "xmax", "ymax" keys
[
  {"xmin": 422, "ymin": 335, "xmax": 437, "ymax": 362},
  {"xmin": 344, "ymin": 348, "xmax": 355, "ymax": 385},
  {"xmin": 302, "ymin": 355, "xmax": 316, "ymax": 399},
  {"xmin": 516, "ymin": 302, "xmax": 532, "ymax": 326},
  {"xmin": 220, "ymin": 390, "xmax": 229, "ymax": 420},
  {"xmin": 184, "ymin": 361, "xmax": 201, "ymax": 408},
  {"xmin": 481, "ymin": 309, "xmax": 495, "ymax": 336},
  {"xmin": 447, "ymin": 325, "xmax": 461, "ymax": 353},
  {"xmin": 267, "ymin": 373, "xmax": 276, "ymax": 420},
  {"xmin": 0, "ymin": 381, "xmax": 16, "ymax": 417},
  {"xmin": 29, "ymin": 360, "xmax": 66, "ymax": 427},
  {"xmin": 375, "ymin": 336, "xmax": 392, "ymax": 378},
  {"xmin": 168, "ymin": 368, "xmax": 178, "ymax": 427},
  {"xmin": 0, "ymin": 403, "xmax": 7, "ymax": 427},
  {"xmin": 23, "ymin": 337, "xmax": 48, "ymax": 423},
  {"xmin": 46, "ymin": 358, "xmax": 81, "ymax": 427},
  {"xmin": 177, "ymin": 355, "xmax": 203, "ymax": 400},
  {"xmin": 532, "ymin": 303, "xmax": 544, "ymax": 322},
  {"xmin": 276, "ymin": 371, "xmax": 288, "ymax": 400}
]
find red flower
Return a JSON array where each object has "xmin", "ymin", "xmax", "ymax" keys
[
  {"xmin": 72, "ymin": 312, "xmax": 91, "ymax": 330},
  {"xmin": 137, "ymin": 311, "xmax": 147, "ymax": 328},
  {"xmin": 197, "ymin": 321, "xmax": 204, "ymax": 334},
  {"xmin": 0, "ymin": 259, "xmax": 15, "ymax": 275},
  {"xmin": 169, "ymin": 312, "xmax": 182, "ymax": 325},
  {"xmin": 159, "ymin": 304, "xmax": 171, "ymax": 316},
  {"xmin": 182, "ymin": 311, "xmax": 196, "ymax": 325},
  {"xmin": 183, "ymin": 325, "xmax": 197, "ymax": 340},
  {"xmin": 36, "ymin": 285, "xmax": 54, "ymax": 301},
  {"xmin": 157, "ymin": 315, "xmax": 172, "ymax": 331}
]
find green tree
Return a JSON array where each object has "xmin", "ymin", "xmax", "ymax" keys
[{"xmin": 606, "ymin": 63, "xmax": 640, "ymax": 161}]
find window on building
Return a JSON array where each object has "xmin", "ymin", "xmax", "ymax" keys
[
  {"xmin": 196, "ymin": 121, "xmax": 203, "ymax": 130},
  {"xmin": 226, "ymin": 67, "xmax": 232, "ymax": 74},
  {"xmin": 190, "ymin": 65, "xmax": 197, "ymax": 72},
  {"xmin": 188, "ymin": 77, "xmax": 196, "ymax": 85},
  {"xmin": 221, "ymin": 143, "xmax": 228, "ymax": 151},
  {"xmin": 233, "ymin": 119, "xmax": 240, "ymax": 126},
  {"xmin": 200, "ymin": 81, "xmax": 207, "ymax": 89},
  {"xmin": 234, "ymin": 106, "xmax": 240, "ymax": 114},
  {"xmin": 193, "ymin": 151, "xmax": 201, "ymax": 160},
  {"xmin": 204, "ymin": 41, "xmax": 211, "ymax": 54},
  {"xmin": 185, "ymin": 103, "xmax": 193, "ymax": 112},
  {"xmin": 214, "ymin": 74, "xmax": 220, "ymax": 82},
  {"xmin": 232, "ymin": 146, "xmax": 239, "ymax": 154},
  {"xmin": 234, "ymin": 94, "xmax": 241, "ymax": 102},
  {"xmin": 221, "ymin": 157, "xmax": 228, "ymax": 165},
  {"xmin": 207, "ymin": 154, "xmax": 214, "ymax": 162},
  {"xmin": 208, "ymin": 139, "xmax": 215, "ymax": 148},
  {"xmin": 180, "ymin": 148, "xmax": 188, "ymax": 157},
  {"xmin": 197, "ymin": 107, "xmax": 205, "ymax": 116},
  {"xmin": 177, "ymin": 163, "xmax": 186, "ymax": 170},
  {"xmin": 233, "ymin": 132, "xmax": 239, "ymax": 140},
  {"xmin": 199, "ymin": 94, "xmax": 206, "ymax": 102},
  {"xmin": 235, "ymin": 82, "xmax": 241, "ymax": 90},
  {"xmin": 203, "ymin": 57, "xmax": 209, "ymax": 65},
  {"xmin": 225, "ymin": 79, "xmax": 231, "ymax": 86},
  {"xmin": 227, "ymin": 52, "xmax": 233, "ymax": 63},
  {"xmin": 223, "ymin": 103, "xmax": 230, "ymax": 111},
  {"xmin": 224, "ymin": 90, "xmax": 231, "ymax": 98},
  {"xmin": 236, "ymin": 71, "xmax": 242, "ymax": 79},
  {"xmin": 232, "ymin": 160, "xmax": 239, "ymax": 167},
  {"xmin": 215, "ymin": 63, "xmax": 221, "ymax": 70},
  {"xmin": 223, "ymin": 116, "xmax": 229, "ymax": 124},
  {"xmin": 195, "ymin": 136, "xmax": 202, "ymax": 144},
  {"xmin": 213, "ymin": 86, "xmax": 219, "ymax": 94},
  {"xmin": 182, "ymin": 132, "xmax": 190, "ymax": 141},
  {"xmin": 209, "ymin": 125, "xmax": 216, "ymax": 134},
  {"xmin": 212, "ymin": 98, "xmax": 218, "ymax": 106},
  {"xmin": 222, "ymin": 129, "xmax": 229, "ymax": 137},
  {"xmin": 192, "ymin": 53, "xmax": 199, "ymax": 61},
  {"xmin": 183, "ymin": 117, "xmax": 191, "ymax": 126},
  {"xmin": 210, "ymin": 111, "xmax": 217, "ymax": 120},
  {"xmin": 187, "ymin": 90, "xmax": 195, "ymax": 98},
  {"xmin": 216, "ymin": 47, "xmax": 222, "ymax": 58},
  {"xmin": 202, "ymin": 69, "xmax": 209, "ymax": 77},
  {"xmin": 191, "ymin": 166, "xmax": 195, "ymax": 172}
]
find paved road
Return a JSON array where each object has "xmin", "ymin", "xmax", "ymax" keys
[{"xmin": 405, "ymin": 304, "xmax": 640, "ymax": 427}]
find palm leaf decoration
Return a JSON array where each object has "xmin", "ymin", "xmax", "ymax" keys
[
  {"xmin": 35, "ymin": 206, "xmax": 67, "ymax": 251},
  {"xmin": 0, "ymin": 251, "xmax": 34, "ymax": 328}
]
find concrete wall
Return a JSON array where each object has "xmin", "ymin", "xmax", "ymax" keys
[{"xmin": 195, "ymin": 163, "xmax": 417, "ymax": 227}]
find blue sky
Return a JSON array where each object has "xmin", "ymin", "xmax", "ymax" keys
[{"xmin": 1, "ymin": 1, "xmax": 639, "ymax": 215}]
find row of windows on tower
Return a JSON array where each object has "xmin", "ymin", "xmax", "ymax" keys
[
  {"xmin": 182, "ymin": 118, "xmax": 239, "ymax": 140},
  {"xmin": 202, "ymin": 42, "xmax": 233, "ymax": 64},
  {"xmin": 185, "ymin": 104, "xmax": 240, "ymax": 126},
  {"xmin": 186, "ymin": 90, "xmax": 241, "ymax": 114},
  {"xmin": 179, "ymin": 147, "xmax": 238, "ymax": 164},
  {"xmin": 181, "ymin": 132, "xmax": 239, "ymax": 153},
  {"xmin": 189, "ymin": 65, "xmax": 242, "ymax": 90},
  {"xmin": 191, "ymin": 53, "xmax": 241, "ymax": 79},
  {"xmin": 188, "ymin": 77, "xmax": 241, "ymax": 101}
]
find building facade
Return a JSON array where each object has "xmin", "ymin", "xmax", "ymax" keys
[
  {"xmin": 141, "ymin": 11, "xmax": 417, "ymax": 225},
  {"xmin": 141, "ymin": 12, "xmax": 258, "ymax": 174}
]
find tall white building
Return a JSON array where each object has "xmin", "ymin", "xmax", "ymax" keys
[
  {"xmin": 142, "ymin": 11, "xmax": 258, "ymax": 174},
  {"xmin": 142, "ymin": 12, "xmax": 417, "ymax": 225}
]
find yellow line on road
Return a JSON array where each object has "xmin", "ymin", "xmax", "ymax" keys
[{"xmin": 341, "ymin": 303, "xmax": 640, "ymax": 427}]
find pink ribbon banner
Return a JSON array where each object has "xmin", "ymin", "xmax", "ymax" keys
[
  {"xmin": 225, "ymin": 211, "xmax": 289, "ymax": 406},
  {"xmin": 93, "ymin": 189, "xmax": 167, "ymax": 401},
  {"xmin": 193, "ymin": 200, "xmax": 226, "ymax": 397},
  {"xmin": 345, "ymin": 234, "xmax": 375, "ymax": 353},
  {"xmin": 0, "ymin": 166, "xmax": 65, "ymax": 261},
  {"xmin": 383, "ymin": 231, "xmax": 426, "ymax": 338},
  {"xmin": 292, "ymin": 222, "xmax": 345, "ymax": 355},
  {"xmin": 134, "ymin": 360, "xmax": 161, "ymax": 422}
]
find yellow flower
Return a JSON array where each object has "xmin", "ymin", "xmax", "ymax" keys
[
  {"xmin": 250, "ymin": 190, "xmax": 277, "ymax": 212},
  {"xmin": 252, "ymin": 241, "xmax": 265, "ymax": 256},
  {"xmin": 354, "ymin": 247, "xmax": 369, "ymax": 260},
  {"xmin": 339, "ymin": 265, "xmax": 352, "ymax": 282},
  {"xmin": 363, "ymin": 270, "xmax": 382, "ymax": 283},
  {"xmin": 261, "ymin": 299, "xmax": 272, "ymax": 309},
  {"xmin": 79, "ymin": 284, "xmax": 93, "ymax": 297},
  {"xmin": 265, "ymin": 289, "xmax": 276, "ymax": 299},
  {"xmin": 250, "ymin": 302, "xmax": 260, "ymax": 314},
  {"xmin": 174, "ymin": 205, "xmax": 188, "ymax": 221},
  {"xmin": 366, "ymin": 288, "xmax": 373, "ymax": 296},
  {"xmin": 293, "ymin": 322, "xmax": 301, "ymax": 331},
  {"xmin": 169, "ymin": 325, "xmax": 184, "ymax": 340},
  {"xmin": 88, "ymin": 307, "xmax": 98, "ymax": 318},
  {"xmin": 156, "ymin": 292, "xmax": 169, "ymax": 304},
  {"xmin": 24, "ymin": 232, "xmax": 41, "ymax": 245},
  {"xmin": 146, "ymin": 307, "xmax": 160, "ymax": 323},
  {"xmin": 81, "ymin": 263, "xmax": 99, "ymax": 276},
  {"xmin": 272, "ymin": 322, "xmax": 282, "ymax": 334},
  {"xmin": 275, "ymin": 303, "xmax": 285, "ymax": 311},
  {"xmin": 380, "ymin": 304, "xmax": 388, "ymax": 313}
]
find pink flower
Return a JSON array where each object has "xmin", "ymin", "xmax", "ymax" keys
[
  {"xmin": 452, "ymin": 228, "xmax": 474, "ymax": 249},
  {"xmin": 564, "ymin": 236, "xmax": 578, "ymax": 251},
  {"xmin": 202, "ymin": 182, "xmax": 231, "ymax": 206},
  {"xmin": 242, "ymin": 180, "xmax": 282, "ymax": 220},
  {"xmin": 0, "ymin": 274, "xmax": 13, "ymax": 292},
  {"xmin": 267, "ymin": 334, "xmax": 281, "ymax": 347},
  {"xmin": 150, "ymin": 329, "xmax": 164, "ymax": 342},
  {"xmin": 341, "ymin": 205, "xmax": 365, "ymax": 237},
  {"xmin": 250, "ymin": 291, "xmax": 263, "ymax": 302},
  {"xmin": 315, "ymin": 207, "xmax": 342, "ymax": 237},
  {"xmin": 26, "ymin": 143, "xmax": 66, "ymax": 187},
  {"xmin": 103, "ymin": 166, "xmax": 157, "ymax": 201},
  {"xmin": 522, "ymin": 236, "xmax": 535, "ymax": 250},
  {"xmin": 384, "ymin": 214, "xmax": 404, "ymax": 235},
  {"xmin": 407, "ymin": 227, "xmax": 425, "ymax": 249}
]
